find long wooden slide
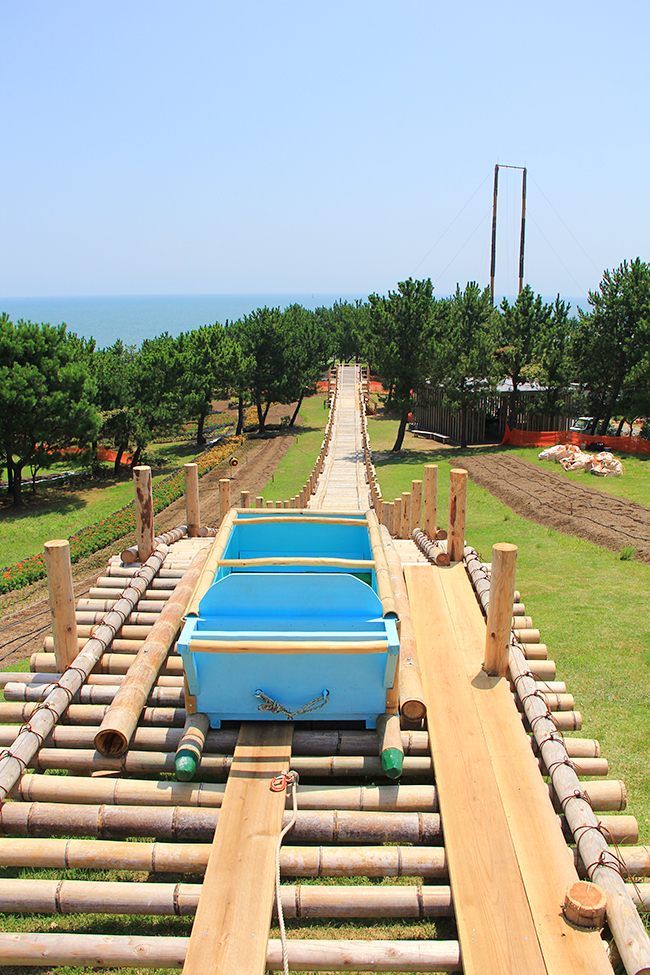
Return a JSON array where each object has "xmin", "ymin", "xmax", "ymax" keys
[{"xmin": 0, "ymin": 364, "xmax": 649, "ymax": 974}]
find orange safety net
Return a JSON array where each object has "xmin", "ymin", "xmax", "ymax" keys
[{"xmin": 501, "ymin": 426, "xmax": 650, "ymax": 456}]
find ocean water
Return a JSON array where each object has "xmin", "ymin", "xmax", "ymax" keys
[
  {"xmin": 0, "ymin": 293, "xmax": 366, "ymax": 350},
  {"xmin": 0, "ymin": 292, "xmax": 589, "ymax": 350}
]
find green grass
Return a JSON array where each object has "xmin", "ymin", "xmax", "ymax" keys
[
  {"xmin": 258, "ymin": 394, "xmax": 330, "ymax": 503},
  {"xmin": 0, "ymin": 442, "xmax": 201, "ymax": 569},
  {"xmin": 369, "ymin": 414, "xmax": 650, "ymax": 844}
]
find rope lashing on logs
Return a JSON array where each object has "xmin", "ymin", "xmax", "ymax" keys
[
  {"xmin": 576, "ymin": 822, "xmax": 646, "ymax": 901},
  {"xmin": 272, "ymin": 769, "xmax": 300, "ymax": 975},
  {"xmin": 254, "ymin": 688, "xmax": 329, "ymax": 720}
]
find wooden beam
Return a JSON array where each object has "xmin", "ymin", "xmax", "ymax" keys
[
  {"xmin": 405, "ymin": 562, "xmax": 546, "ymax": 975},
  {"xmin": 406, "ymin": 563, "xmax": 612, "ymax": 975},
  {"xmin": 182, "ymin": 722, "xmax": 293, "ymax": 975}
]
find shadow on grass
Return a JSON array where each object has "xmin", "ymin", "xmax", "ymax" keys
[
  {"xmin": 0, "ymin": 492, "xmax": 88, "ymax": 520},
  {"xmin": 373, "ymin": 442, "xmax": 514, "ymax": 471}
]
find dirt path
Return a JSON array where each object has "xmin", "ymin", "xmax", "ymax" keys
[
  {"xmin": 0, "ymin": 433, "xmax": 294, "ymax": 668},
  {"xmin": 460, "ymin": 452, "xmax": 650, "ymax": 563}
]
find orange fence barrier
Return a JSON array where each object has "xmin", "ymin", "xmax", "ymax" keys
[{"xmin": 501, "ymin": 426, "xmax": 650, "ymax": 456}]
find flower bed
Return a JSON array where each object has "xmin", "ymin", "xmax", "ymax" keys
[{"xmin": 0, "ymin": 436, "xmax": 245, "ymax": 594}]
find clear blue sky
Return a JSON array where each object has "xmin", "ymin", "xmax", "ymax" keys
[{"xmin": 1, "ymin": 0, "xmax": 648, "ymax": 300}]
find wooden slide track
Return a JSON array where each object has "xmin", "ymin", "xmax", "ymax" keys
[{"xmin": 0, "ymin": 363, "xmax": 649, "ymax": 974}]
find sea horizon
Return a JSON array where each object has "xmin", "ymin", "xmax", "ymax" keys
[{"xmin": 0, "ymin": 291, "xmax": 591, "ymax": 350}]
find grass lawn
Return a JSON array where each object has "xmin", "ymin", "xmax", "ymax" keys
[
  {"xmin": 0, "ymin": 442, "xmax": 201, "ymax": 569},
  {"xmin": 258, "ymin": 394, "xmax": 330, "ymax": 503},
  {"xmin": 369, "ymin": 413, "xmax": 650, "ymax": 844}
]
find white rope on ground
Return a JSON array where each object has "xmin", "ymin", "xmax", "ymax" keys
[{"xmin": 272, "ymin": 770, "xmax": 300, "ymax": 975}]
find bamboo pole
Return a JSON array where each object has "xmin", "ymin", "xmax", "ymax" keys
[
  {"xmin": 0, "ymin": 878, "xmax": 454, "ymax": 918},
  {"xmin": 381, "ymin": 527, "xmax": 426, "ymax": 722},
  {"xmin": 185, "ymin": 508, "xmax": 238, "ymax": 617},
  {"xmin": 4, "ymin": 683, "xmax": 184, "ymax": 708},
  {"xmin": 423, "ymin": 464, "xmax": 438, "ymax": 538},
  {"xmin": 175, "ymin": 713, "xmax": 211, "ymax": 781},
  {"xmin": 217, "ymin": 556, "xmax": 375, "ymax": 569},
  {"xmin": 33, "ymin": 652, "xmax": 186, "ymax": 674},
  {"xmin": 43, "ymin": 540, "xmax": 78, "ymax": 672},
  {"xmin": 218, "ymin": 478, "xmax": 230, "ymax": 523},
  {"xmin": 26, "ymin": 748, "xmax": 433, "ymax": 779},
  {"xmin": 0, "ymin": 934, "xmax": 462, "ymax": 971},
  {"xmin": 0, "ymin": 545, "xmax": 171, "ymax": 806},
  {"xmin": 0, "ymin": 804, "xmax": 443, "ymax": 844},
  {"xmin": 484, "ymin": 543, "xmax": 518, "ymax": 678},
  {"xmin": 187, "ymin": 639, "xmax": 388, "ymax": 654},
  {"xmin": 184, "ymin": 464, "xmax": 200, "ymax": 537},
  {"xmin": 377, "ymin": 713, "xmax": 404, "ymax": 779},
  {"xmin": 447, "ymin": 468, "xmax": 467, "ymax": 562},
  {"xmin": 94, "ymin": 548, "xmax": 210, "ymax": 757},
  {"xmin": 133, "ymin": 465, "xmax": 155, "ymax": 562},
  {"xmin": 365, "ymin": 509, "xmax": 398, "ymax": 619},
  {"xmin": 0, "ymin": 702, "xmax": 186, "ymax": 727},
  {"xmin": 15, "ymin": 773, "xmax": 440, "ymax": 810},
  {"xmin": 410, "ymin": 479, "xmax": 422, "ymax": 535},
  {"xmin": 0, "ymin": 722, "xmax": 431, "ymax": 757}
]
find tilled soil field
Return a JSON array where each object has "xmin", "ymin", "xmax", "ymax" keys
[
  {"xmin": 461, "ymin": 452, "xmax": 650, "ymax": 564},
  {"xmin": 0, "ymin": 433, "xmax": 293, "ymax": 668}
]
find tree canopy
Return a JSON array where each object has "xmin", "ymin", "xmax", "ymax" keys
[
  {"xmin": 368, "ymin": 278, "xmax": 440, "ymax": 451},
  {"xmin": 0, "ymin": 315, "xmax": 99, "ymax": 505},
  {"xmin": 575, "ymin": 258, "xmax": 650, "ymax": 433},
  {"xmin": 438, "ymin": 282, "xmax": 497, "ymax": 448}
]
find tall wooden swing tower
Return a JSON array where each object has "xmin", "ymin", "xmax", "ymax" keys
[{"xmin": 490, "ymin": 163, "xmax": 527, "ymax": 304}]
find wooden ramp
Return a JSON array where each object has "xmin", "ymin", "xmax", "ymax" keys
[
  {"xmin": 309, "ymin": 363, "xmax": 370, "ymax": 510},
  {"xmin": 405, "ymin": 561, "xmax": 613, "ymax": 975}
]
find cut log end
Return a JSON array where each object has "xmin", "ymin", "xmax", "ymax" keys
[
  {"xmin": 563, "ymin": 880, "xmax": 607, "ymax": 928},
  {"xmin": 94, "ymin": 728, "xmax": 129, "ymax": 758}
]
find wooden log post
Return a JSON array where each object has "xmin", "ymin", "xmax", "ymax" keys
[
  {"xmin": 43, "ymin": 540, "xmax": 78, "ymax": 673},
  {"xmin": 423, "ymin": 464, "xmax": 438, "ymax": 538},
  {"xmin": 133, "ymin": 466, "xmax": 154, "ymax": 562},
  {"xmin": 175, "ymin": 713, "xmax": 211, "ymax": 781},
  {"xmin": 266, "ymin": 500, "xmax": 273, "ymax": 509},
  {"xmin": 184, "ymin": 464, "xmax": 200, "ymax": 538},
  {"xmin": 218, "ymin": 479, "xmax": 230, "ymax": 524},
  {"xmin": 400, "ymin": 493, "xmax": 411, "ymax": 540},
  {"xmin": 239, "ymin": 490, "xmax": 250, "ymax": 509},
  {"xmin": 255, "ymin": 496, "xmax": 264, "ymax": 508},
  {"xmin": 393, "ymin": 498, "xmax": 402, "ymax": 538},
  {"xmin": 447, "ymin": 468, "xmax": 468, "ymax": 563},
  {"xmin": 484, "ymin": 543, "xmax": 518, "ymax": 678},
  {"xmin": 410, "ymin": 480, "xmax": 422, "ymax": 536}
]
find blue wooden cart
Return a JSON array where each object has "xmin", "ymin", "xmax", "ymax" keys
[{"xmin": 177, "ymin": 509, "xmax": 399, "ymax": 728}]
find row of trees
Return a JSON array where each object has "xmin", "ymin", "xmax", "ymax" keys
[
  {"xmin": 1, "ymin": 301, "xmax": 359, "ymax": 505},
  {"xmin": 2, "ymin": 258, "xmax": 648, "ymax": 503},
  {"xmin": 364, "ymin": 258, "xmax": 650, "ymax": 450}
]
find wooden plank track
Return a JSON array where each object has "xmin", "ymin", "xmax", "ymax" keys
[
  {"xmin": 182, "ymin": 721, "xmax": 293, "ymax": 975},
  {"xmin": 405, "ymin": 562, "xmax": 613, "ymax": 975}
]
